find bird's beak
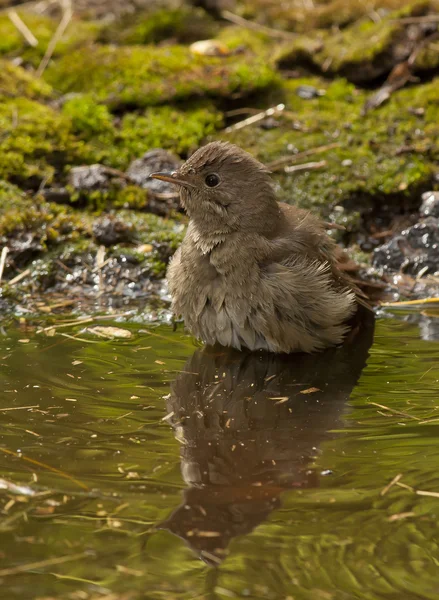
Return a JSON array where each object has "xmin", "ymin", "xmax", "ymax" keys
[{"xmin": 149, "ymin": 171, "xmax": 195, "ymax": 188}]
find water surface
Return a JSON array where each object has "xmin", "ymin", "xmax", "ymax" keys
[{"xmin": 1, "ymin": 312, "xmax": 439, "ymax": 599}]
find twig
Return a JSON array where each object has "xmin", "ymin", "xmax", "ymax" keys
[
  {"xmin": 0, "ymin": 447, "xmax": 88, "ymax": 491},
  {"xmin": 381, "ymin": 298, "xmax": 439, "ymax": 307},
  {"xmin": 368, "ymin": 402, "xmax": 421, "ymax": 421},
  {"xmin": 60, "ymin": 333, "xmax": 101, "ymax": 343},
  {"xmin": 92, "ymin": 257, "xmax": 112, "ymax": 273},
  {"xmin": 0, "ymin": 552, "xmax": 88, "ymax": 577},
  {"xmin": 8, "ymin": 268, "xmax": 30, "ymax": 286},
  {"xmin": 267, "ymin": 143, "xmax": 341, "ymax": 171},
  {"xmin": 39, "ymin": 317, "xmax": 94, "ymax": 333},
  {"xmin": 221, "ymin": 10, "xmax": 297, "ymax": 40},
  {"xmin": 388, "ymin": 512, "xmax": 415, "ymax": 522},
  {"xmin": 0, "ymin": 405, "xmax": 39, "ymax": 411},
  {"xmin": 36, "ymin": 0, "xmax": 72, "ymax": 77},
  {"xmin": 95, "ymin": 245, "xmax": 106, "ymax": 292},
  {"xmin": 7, "ymin": 9, "xmax": 38, "ymax": 46},
  {"xmin": 396, "ymin": 481, "xmax": 415, "ymax": 492},
  {"xmin": 0, "ymin": 247, "xmax": 9, "ymax": 283},
  {"xmin": 224, "ymin": 104, "xmax": 285, "ymax": 133},
  {"xmin": 392, "ymin": 15, "xmax": 439, "ymax": 24},
  {"xmin": 284, "ymin": 160, "xmax": 327, "ymax": 174},
  {"xmin": 416, "ymin": 490, "xmax": 439, "ymax": 498},
  {"xmin": 381, "ymin": 473, "xmax": 403, "ymax": 496}
]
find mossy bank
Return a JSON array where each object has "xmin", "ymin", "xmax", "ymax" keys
[{"xmin": 1, "ymin": 0, "xmax": 438, "ymax": 309}]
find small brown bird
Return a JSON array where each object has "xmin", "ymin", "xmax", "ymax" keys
[{"xmin": 151, "ymin": 141, "xmax": 370, "ymax": 353}]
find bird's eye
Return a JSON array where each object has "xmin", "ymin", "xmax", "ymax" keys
[{"xmin": 205, "ymin": 173, "xmax": 220, "ymax": 188}]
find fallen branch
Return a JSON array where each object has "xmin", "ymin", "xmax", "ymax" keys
[{"xmin": 8, "ymin": 268, "xmax": 30, "ymax": 286}]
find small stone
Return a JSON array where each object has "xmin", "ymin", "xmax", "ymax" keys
[
  {"xmin": 70, "ymin": 164, "xmax": 110, "ymax": 191},
  {"xmin": 260, "ymin": 117, "xmax": 279, "ymax": 130},
  {"xmin": 420, "ymin": 192, "xmax": 439, "ymax": 218},
  {"xmin": 189, "ymin": 39, "xmax": 230, "ymax": 57},
  {"xmin": 296, "ymin": 85, "xmax": 325, "ymax": 99},
  {"xmin": 126, "ymin": 149, "xmax": 182, "ymax": 216},
  {"xmin": 342, "ymin": 159, "xmax": 353, "ymax": 167},
  {"xmin": 126, "ymin": 149, "xmax": 181, "ymax": 193},
  {"xmin": 373, "ymin": 218, "xmax": 439, "ymax": 276},
  {"xmin": 92, "ymin": 215, "xmax": 134, "ymax": 247}
]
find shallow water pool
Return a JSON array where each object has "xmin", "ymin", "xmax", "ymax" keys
[{"xmin": 1, "ymin": 311, "xmax": 439, "ymax": 600}]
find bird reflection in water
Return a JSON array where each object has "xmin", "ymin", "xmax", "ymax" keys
[{"xmin": 159, "ymin": 313, "xmax": 375, "ymax": 565}]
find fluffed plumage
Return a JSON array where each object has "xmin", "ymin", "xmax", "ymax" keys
[{"xmin": 151, "ymin": 141, "xmax": 371, "ymax": 353}]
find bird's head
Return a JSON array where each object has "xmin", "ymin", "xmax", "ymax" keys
[{"xmin": 150, "ymin": 141, "xmax": 279, "ymax": 235}]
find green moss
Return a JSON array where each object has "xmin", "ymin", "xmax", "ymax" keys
[
  {"xmin": 45, "ymin": 43, "xmax": 279, "ymax": 109},
  {"xmin": 236, "ymin": 0, "xmax": 424, "ymax": 33},
  {"xmin": 275, "ymin": 1, "xmax": 431, "ymax": 83},
  {"xmin": 109, "ymin": 104, "xmax": 223, "ymax": 168},
  {"xmin": 62, "ymin": 97, "xmax": 223, "ymax": 169},
  {"xmin": 113, "ymin": 186, "xmax": 149, "ymax": 210},
  {"xmin": 0, "ymin": 11, "xmax": 99, "ymax": 65},
  {"xmin": 0, "ymin": 96, "xmax": 89, "ymax": 186},
  {"xmin": 62, "ymin": 94, "xmax": 114, "ymax": 139},
  {"xmin": 99, "ymin": 7, "xmax": 219, "ymax": 45},
  {"xmin": 0, "ymin": 196, "xmax": 91, "ymax": 248},
  {"xmin": 0, "ymin": 60, "xmax": 52, "ymax": 98},
  {"xmin": 223, "ymin": 76, "xmax": 439, "ymax": 214},
  {"xmin": 217, "ymin": 26, "xmax": 272, "ymax": 55},
  {"xmin": 0, "ymin": 180, "xmax": 28, "ymax": 212},
  {"xmin": 413, "ymin": 29, "xmax": 439, "ymax": 70}
]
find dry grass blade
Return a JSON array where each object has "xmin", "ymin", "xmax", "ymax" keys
[
  {"xmin": 224, "ymin": 104, "xmax": 285, "ymax": 133},
  {"xmin": 7, "ymin": 9, "xmax": 38, "ymax": 46},
  {"xmin": 392, "ymin": 15, "xmax": 439, "ymax": 23},
  {"xmin": 40, "ymin": 317, "xmax": 94, "ymax": 333},
  {"xmin": 0, "ymin": 551, "xmax": 88, "ymax": 577},
  {"xmin": 380, "ymin": 473, "xmax": 403, "ymax": 496},
  {"xmin": 381, "ymin": 298, "xmax": 439, "ymax": 307},
  {"xmin": 416, "ymin": 490, "xmax": 439, "ymax": 498},
  {"xmin": 221, "ymin": 10, "xmax": 296, "ymax": 40},
  {"xmin": 369, "ymin": 402, "xmax": 421, "ymax": 421},
  {"xmin": 0, "ymin": 247, "xmax": 9, "ymax": 283},
  {"xmin": 388, "ymin": 511, "xmax": 415, "ymax": 522},
  {"xmin": 267, "ymin": 143, "xmax": 341, "ymax": 171},
  {"xmin": 8, "ymin": 268, "xmax": 30, "ymax": 286},
  {"xmin": 0, "ymin": 405, "xmax": 39, "ymax": 411},
  {"xmin": 36, "ymin": 0, "xmax": 72, "ymax": 76},
  {"xmin": 0, "ymin": 447, "xmax": 89, "ymax": 491},
  {"xmin": 284, "ymin": 160, "xmax": 326, "ymax": 174}
]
